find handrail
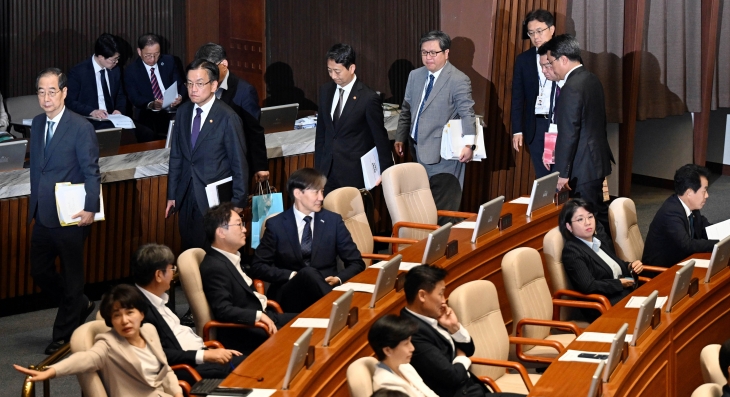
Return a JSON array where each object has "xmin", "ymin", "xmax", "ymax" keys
[{"xmin": 20, "ymin": 343, "xmax": 71, "ymax": 397}]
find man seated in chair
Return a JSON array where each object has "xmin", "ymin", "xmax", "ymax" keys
[
  {"xmin": 249, "ymin": 167, "xmax": 366, "ymax": 313},
  {"xmin": 132, "ymin": 243, "xmax": 243, "ymax": 384},
  {"xmin": 200, "ymin": 202, "xmax": 296, "ymax": 354},
  {"xmin": 720, "ymin": 339, "xmax": 730, "ymax": 397}
]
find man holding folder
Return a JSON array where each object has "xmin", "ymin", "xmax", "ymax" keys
[{"xmin": 29, "ymin": 68, "xmax": 100, "ymax": 354}]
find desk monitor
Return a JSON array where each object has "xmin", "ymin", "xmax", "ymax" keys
[
  {"xmin": 602, "ymin": 322, "xmax": 629, "ymax": 383},
  {"xmin": 471, "ymin": 195, "xmax": 504, "ymax": 243},
  {"xmin": 260, "ymin": 103, "xmax": 299, "ymax": 133},
  {"xmin": 587, "ymin": 360, "xmax": 606, "ymax": 397},
  {"xmin": 369, "ymin": 254, "xmax": 402, "ymax": 308},
  {"xmin": 630, "ymin": 290, "xmax": 659, "ymax": 346},
  {"xmin": 526, "ymin": 171, "xmax": 560, "ymax": 216},
  {"xmin": 165, "ymin": 120, "xmax": 175, "ymax": 149},
  {"xmin": 96, "ymin": 128, "xmax": 122, "ymax": 157},
  {"xmin": 705, "ymin": 235, "xmax": 730, "ymax": 283},
  {"xmin": 281, "ymin": 327, "xmax": 313, "ymax": 390},
  {"xmin": 665, "ymin": 260, "xmax": 696, "ymax": 313},
  {"xmin": 422, "ymin": 222, "xmax": 453, "ymax": 265},
  {"xmin": 0, "ymin": 140, "xmax": 27, "ymax": 172},
  {"xmin": 322, "ymin": 289, "xmax": 354, "ymax": 347}
]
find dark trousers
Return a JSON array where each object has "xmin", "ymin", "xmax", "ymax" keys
[
  {"xmin": 570, "ymin": 177, "xmax": 611, "ymax": 240},
  {"xmin": 30, "ymin": 223, "xmax": 90, "ymax": 342},
  {"xmin": 174, "ymin": 355, "xmax": 246, "ymax": 384},
  {"xmin": 178, "ymin": 185, "xmax": 208, "ymax": 251},
  {"xmin": 529, "ymin": 118, "xmax": 553, "ymax": 178},
  {"xmin": 217, "ymin": 310, "xmax": 296, "ymax": 355},
  {"xmin": 271, "ymin": 266, "xmax": 334, "ymax": 313}
]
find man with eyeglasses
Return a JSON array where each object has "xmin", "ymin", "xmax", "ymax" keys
[
  {"xmin": 395, "ymin": 30, "xmax": 476, "ymax": 188},
  {"xmin": 537, "ymin": 34, "xmax": 614, "ymax": 235},
  {"xmin": 166, "ymin": 59, "xmax": 249, "ymax": 252},
  {"xmin": 511, "ymin": 9, "xmax": 557, "ymax": 178},
  {"xmin": 133, "ymin": 243, "xmax": 244, "ymax": 383},
  {"xmin": 125, "ymin": 33, "xmax": 185, "ymax": 140},
  {"xmin": 200, "ymin": 203, "xmax": 296, "ymax": 354},
  {"xmin": 249, "ymin": 168, "xmax": 366, "ymax": 313},
  {"xmin": 29, "ymin": 68, "xmax": 99, "ymax": 354}
]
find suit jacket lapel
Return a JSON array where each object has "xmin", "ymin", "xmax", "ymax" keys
[
  {"xmin": 324, "ymin": 82, "xmax": 336, "ymax": 131},
  {"xmin": 158, "ymin": 58, "xmax": 172, "ymax": 89},
  {"xmin": 210, "ymin": 249, "xmax": 258, "ymax": 297},
  {"xmin": 574, "ymin": 238, "xmax": 618, "ymax": 277},
  {"xmin": 421, "ymin": 63, "xmax": 451, "ymax": 113},
  {"xmin": 141, "ymin": 325, "xmax": 174, "ymax": 384},
  {"xmin": 336, "ymin": 81, "xmax": 361, "ymax": 130},
  {"xmin": 192, "ymin": 100, "xmax": 220, "ymax": 153},
  {"xmin": 140, "ymin": 293, "xmax": 182, "ymax": 350},
  {"xmin": 42, "ymin": 111, "xmax": 71, "ymax": 169},
  {"xmin": 109, "ymin": 330, "xmax": 149, "ymax": 383},
  {"xmin": 311, "ymin": 211, "xmax": 326, "ymax": 262},
  {"xmin": 402, "ymin": 309, "xmax": 454, "ymax": 358},
  {"xmin": 283, "ymin": 208, "xmax": 305, "ymax": 264}
]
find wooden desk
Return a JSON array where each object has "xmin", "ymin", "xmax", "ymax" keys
[
  {"xmin": 528, "ymin": 254, "xmax": 730, "ymax": 397},
  {"xmin": 221, "ymin": 202, "xmax": 561, "ymax": 396}
]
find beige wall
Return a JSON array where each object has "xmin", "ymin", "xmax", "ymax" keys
[{"xmin": 632, "ymin": 113, "xmax": 694, "ymax": 180}]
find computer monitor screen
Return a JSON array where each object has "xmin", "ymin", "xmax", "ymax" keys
[
  {"xmin": 630, "ymin": 290, "xmax": 658, "ymax": 346},
  {"xmin": 421, "ymin": 223, "xmax": 453, "ymax": 265},
  {"xmin": 370, "ymin": 254, "xmax": 402, "ymax": 308},
  {"xmin": 471, "ymin": 196, "xmax": 504, "ymax": 243},
  {"xmin": 526, "ymin": 171, "xmax": 560, "ymax": 216},
  {"xmin": 705, "ymin": 235, "xmax": 730, "ymax": 283},
  {"xmin": 322, "ymin": 289, "xmax": 354, "ymax": 347},
  {"xmin": 282, "ymin": 327, "xmax": 314, "ymax": 390},
  {"xmin": 602, "ymin": 323, "xmax": 629, "ymax": 383},
  {"xmin": 665, "ymin": 260, "xmax": 696, "ymax": 313}
]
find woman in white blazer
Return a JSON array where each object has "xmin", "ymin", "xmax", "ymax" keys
[
  {"xmin": 368, "ymin": 314, "xmax": 438, "ymax": 397},
  {"xmin": 14, "ymin": 284, "xmax": 183, "ymax": 397}
]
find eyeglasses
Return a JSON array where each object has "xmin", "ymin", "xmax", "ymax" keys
[
  {"xmin": 527, "ymin": 27, "xmax": 551, "ymax": 38},
  {"xmin": 420, "ymin": 50, "xmax": 444, "ymax": 57},
  {"xmin": 106, "ymin": 56, "xmax": 120, "ymax": 63},
  {"xmin": 571, "ymin": 214, "xmax": 595, "ymax": 224},
  {"xmin": 184, "ymin": 81, "xmax": 213, "ymax": 89},
  {"xmin": 142, "ymin": 52, "xmax": 160, "ymax": 60},
  {"xmin": 225, "ymin": 222, "xmax": 245, "ymax": 230},
  {"xmin": 168, "ymin": 264, "xmax": 178, "ymax": 273},
  {"xmin": 37, "ymin": 90, "xmax": 60, "ymax": 98},
  {"xmin": 540, "ymin": 57, "xmax": 558, "ymax": 69}
]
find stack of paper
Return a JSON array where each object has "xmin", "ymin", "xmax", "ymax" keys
[
  {"xmin": 440, "ymin": 118, "xmax": 487, "ymax": 161},
  {"xmin": 360, "ymin": 146, "xmax": 381, "ymax": 190},
  {"xmin": 161, "ymin": 84, "xmax": 178, "ymax": 109},
  {"xmin": 625, "ymin": 296, "xmax": 668, "ymax": 309},
  {"xmin": 205, "ymin": 177, "xmax": 233, "ymax": 207},
  {"xmin": 54, "ymin": 183, "xmax": 105, "ymax": 226},
  {"xmin": 295, "ymin": 115, "xmax": 317, "ymax": 129},
  {"xmin": 105, "ymin": 114, "xmax": 136, "ymax": 129},
  {"xmin": 543, "ymin": 132, "xmax": 558, "ymax": 164},
  {"xmin": 706, "ymin": 219, "xmax": 730, "ymax": 241},
  {"xmin": 371, "ymin": 260, "xmax": 421, "ymax": 271}
]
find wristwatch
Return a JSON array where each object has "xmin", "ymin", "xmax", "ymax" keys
[{"xmin": 465, "ymin": 144, "xmax": 476, "ymax": 150}]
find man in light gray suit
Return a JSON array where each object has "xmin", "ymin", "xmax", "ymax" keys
[{"xmin": 395, "ymin": 30, "xmax": 476, "ymax": 188}]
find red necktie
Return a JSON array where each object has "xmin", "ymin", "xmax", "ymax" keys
[{"xmin": 150, "ymin": 67, "xmax": 163, "ymax": 100}]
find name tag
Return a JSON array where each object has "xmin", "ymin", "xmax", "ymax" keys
[{"xmin": 535, "ymin": 94, "xmax": 550, "ymax": 114}]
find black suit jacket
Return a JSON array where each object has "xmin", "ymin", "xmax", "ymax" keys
[
  {"xmin": 249, "ymin": 207, "xmax": 365, "ymax": 284},
  {"xmin": 66, "ymin": 58, "xmax": 126, "ymax": 116},
  {"xmin": 401, "ymin": 309, "xmax": 484, "ymax": 397},
  {"xmin": 642, "ymin": 194, "xmax": 717, "ymax": 268},
  {"xmin": 511, "ymin": 47, "xmax": 555, "ymax": 143},
  {"xmin": 28, "ymin": 109, "xmax": 100, "ymax": 227},
  {"xmin": 167, "ymin": 99, "xmax": 249, "ymax": 211},
  {"xmin": 554, "ymin": 66, "xmax": 614, "ymax": 184},
  {"xmin": 124, "ymin": 55, "xmax": 185, "ymax": 111},
  {"xmin": 314, "ymin": 79, "xmax": 393, "ymax": 190},
  {"xmin": 138, "ymin": 288, "xmax": 199, "ymax": 366}
]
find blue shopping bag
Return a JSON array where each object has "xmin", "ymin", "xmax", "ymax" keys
[{"xmin": 250, "ymin": 181, "xmax": 283, "ymax": 248}]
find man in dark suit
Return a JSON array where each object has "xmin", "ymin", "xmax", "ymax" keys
[
  {"xmin": 132, "ymin": 243, "xmax": 243, "ymax": 383},
  {"xmin": 314, "ymin": 43, "xmax": 393, "ymax": 194},
  {"xmin": 538, "ymin": 34, "xmax": 614, "ymax": 233},
  {"xmin": 401, "ymin": 265, "xmax": 523, "ymax": 397},
  {"xmin": 249, "ymin": 168, "xmax": 366, "ymax": 313},
  {"xmin": 124, "ymin": 33, "xmax": 184, "ymax": 139},
  {"xmin": 643, "ymin": 164, "xmax": 718, "ymax": 268},
  {"xmin": 30, "ymin": 68, "xmax": 99, "ymax": 354},
  {"xmin": 200, "ymin": 203, "xmax": 296, "ymax": 354},
  {"xmin": 395, "ymin": 30, "xmax": 476, "ymax": 188},
  {"xmin": 195, "ymin": 43, "xmax": 269, "ymax": 182},
  {"xmin": 165, "ymin": 59, "xmax": 248, "ymax": 251},
  {"xmin": 511, "ymin": 10, "xmax": 556, "ymax": 178}
]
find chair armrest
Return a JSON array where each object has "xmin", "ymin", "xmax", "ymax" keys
[
  {"xmin": 552, "ymin": 289, "xmax": 612, "ymax": 309},
  {"xmin": 171, "ymin": 364, "xmax": 202, "ymax": 383},
  {"xmin": 178, "ymin": 380, "xmax": 191, "ymax": 397},
  {"xmin": 373, "ymin": 235, "xmax": 420, "ymax": 254},
  {"xmin": 253, "ymin": 279, "xmax": 265, "ymax": 295},
  {"xmin": 392, "ymin": 221, "xmax": 439, "ymax": 239},
  {"xmin": 509, "ymin": 335, "xmax": 566, "ymax": 365},
  {"xmin": 638, "ymin": 276, "xmax": 652, "ymax": 284},
  {"xmin": 202, "ymin": 320, "xmax": 270, "ymax": 342},
  {"xmin": 552, "ymin": 297, "xmax": 608, "ymax": 321},
  {"xmin": 362, "ymin": 253, "xmax": 392, "ymax": 261},
  {"xmin": 516, "ymin": 318, "xmax": 582, "ymax": 337},
  {"xmin": 642, "ymin": 265, "xmax": 666, "ymax": 273},
  {"xmin": 477, "ymin": 376, "xmax": 501, "ymax": 393},
  {"xmin": 471, "ymin": 357, "xmax": 534, "ymax": 391},
  {"xmin": 436, "ymin": 210, "xmax": 477, "ymax": 219},
  {"xmin": 204, "ymin": 340, "xmax": 224, "ymax": 349},
  {"xmin": 267, "ymin": 299, "xmax": 283, "ymax": 314}
]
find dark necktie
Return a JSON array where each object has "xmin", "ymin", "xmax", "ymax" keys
[
  {"xmin": 689, "ymin": 213, "xmax": 695, "ymax": 239},
  {"xmin": 413, "ymin": 74, "xmax": 435, "ymax": 144},
  {"xmin": 150, "ymin": 67, "xmax": 163, "ymax": 100},
  {"xmin": 45, "ymin": 121, "xmax": 55, "ymax": 154},
  {"xmin": 191, "ymin": 107, "xmax": 203, "ymax": 148},
  {"xmin": 99, "ymin": 69, "xmax": 114, "ymax": 111},
  {"xmin": 301, "ymin": 215, "xmax": 312, "ymax": 266},
  {"xmin": 333, "ymin": 88, "xmax": 344, "ymax": 126}
]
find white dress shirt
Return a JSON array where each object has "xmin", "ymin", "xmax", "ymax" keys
[
  {"xmin": 143, "ymin": 62, "xmax": 167, "ymax": 92},
  {"xmin": 91, "ymin": 56, "xmax": 112, "ymax": 111},
  {"xmin": 578, "ymin": 237, "xmax": 623, "ymax": 279},
  {"xmin": 405, "ymin": 308, "xmax": 472, "ymax": 371},
  {"xmin": 191, "ymin": 96, "xmax": 216, "ymax": 133},
  {"xmin": 293, "ymin": 206, "xmax": 316, "ymax": 243},
  {"xmin": 216, "ymin": 71, "xmax": 230, "ymax": 99},
  {"xmin": 330, "ymin": 75, "xmax": 357, "ymax": 119},
  {"xmin": 130, "ymin": 343, "xmax": 162, "ymax": 384},
  {"xmin": 211, "ymin": 247, "xmax": 267, "ymax": 320},
  {"xmin": 44, "ymin": 106, "xmax": 66, "ymax": 147}
]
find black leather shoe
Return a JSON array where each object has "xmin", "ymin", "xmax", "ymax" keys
[
  {"xmin": 44, "ymin": 340, "xmax": 66, "ymax": 355},
  {"xmin": 180, "ymin": 309, "xmax": 195, "ymax": 328},
  {"xmin": 79, "ymin": 300, "xmax": 95, "ymax": 326}
]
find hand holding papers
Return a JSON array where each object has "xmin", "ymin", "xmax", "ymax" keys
[
  {"xmin": 205, "ymin": 177, "xmax": 233, "ymax": 207},
  {"xmin": 440, "ymin": 118, "xmax": 487, "ymax": 161},
  {"xmin": 161, "ymin": 83, "xmax": 179, "ymax": 109},
  {"xmin": 55, "ymin": 183, "xmax": 105, "ymax": 226},
  {"xmin": 360, "ymin": 147, "xmax": 381, "ymax": 190}
]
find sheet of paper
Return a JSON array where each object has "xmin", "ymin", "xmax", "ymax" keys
[
  {"xmin": 706, "ymin": 218, "xmax": 730, "ymax": 241},
  {"xmin": 678, "ymin": 258, "xmax": 710, "ymax": 268},
  {"xmin": 360, "ymin": 146, "xmax": 381, "ymax": 190},
  {"xmin": 371, "ymin": 261, "xmax": 421, "ymax": 271},
  {"xmin": 453, "ymin": 221, "xmax": 476, "ymax": 229},
  {"xmin": 510, "ymin": 197, "xmax": 530, "ymax": 205},
  {"xmin": 105, "ymin": 114, "xmax": 136, "ymax": 129},
  {"xmin": 576, "ymin": 332, "xmax": 633, "ymax": 343},
  {"xmin": 210, "ymin": 389, "xmax": 276, "ymax": 397},
  {"xmin": 558, "ymin": 349, "xmax": 609, "ymax": 363},
  {"xmin": 205, "ymin": 177, "xmax": 233, "ymax": 207},
  {"xmin": 55, "ymin": 183, "xmax": 105, "ymax": 226},
  {"xmin": 22, "ymin": 119, "xmax": 33, "ymax": 126},
  {"xmin": 625, "ymin": 296, "xmax": 668, "ymax": 309},
  {"xmin": 333, "ymin": 282, "xmax": 375, "ymax": 293},
  {"xmin": 290, "ymin": 318, "xmax": 329, "ymax": 329},
  {"xmin": 161, "ymin": 83, "xmax": 179, "ymax": 109}
]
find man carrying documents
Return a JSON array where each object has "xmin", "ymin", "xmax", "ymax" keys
[{"xmin": 29, "ymin": 68, "xmax": 100, "ymax": 355}]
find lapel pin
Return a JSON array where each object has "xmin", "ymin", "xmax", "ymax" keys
[
  {"xmin": 160, "ymin": 61, "xmax": 165, "ymax": 66},
  {"xmin": 353, "ymin": 96, "xmax": 356, "ymax": 100},
  {"xmin": 209, "ymin": 119, "xmax": 213, "ymax": 123},
  {"xmin": 320, "ymin": 219, "xmax": 325, "ymax": 223}
]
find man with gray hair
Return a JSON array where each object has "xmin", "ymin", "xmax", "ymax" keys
[
  {"xmin": 394, "ymin": 30, "xmax": 476, "ymax": 188},
  {"xmin": 195, "ymin": 43, "xmax": 269, "ymax": 182}
]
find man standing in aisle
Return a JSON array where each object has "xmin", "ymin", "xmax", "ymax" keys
[{"xmin": 394, "ymin": 30, "xmax": 477, "ymax": 188}]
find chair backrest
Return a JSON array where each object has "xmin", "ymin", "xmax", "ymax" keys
[
  {"xmin": 450, "ymin": 280, "xmax": 511, "ymax": 381},
  {"xmin": 324, "ymin": 187, "xmax": 374, "ymax": 266},
  {"xmin": 381, "ymin": 163, "xmax": 438, "ymax": 240},
  {"xmin": 70, "ymin": 320, "xmax": 112, "ymax": 397},
  {"xmin": 691, "ymin": 383, "xmax": 723, "ymax": 397},
  {"xmin": 5, "ymin": 95, "xmax": 42, "ymax": 134},
  {"xmin": 608, "ymin": 197, "xmax": 644, "ymax": 262},
  {"xmin": 543, "ymin": 227, "xmax": 575, "ymax": 321},
  {"xmin": 700, "ymin": 344, "xmax": 726, "ymax": 385},
  {"xmin": 346, "ymin": 356, "xmax": 378, "ymax": 397},
  {"xmin": 176, "ymin": 248, "xmax": 212, "ymax": 338},
  {"xmin": 501, "ymin": 247, "xmax": 553, "ymax": 349}
]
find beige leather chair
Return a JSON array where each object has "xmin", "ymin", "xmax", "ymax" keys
[
  {"xmin": 324, "ymin": 187, "xmax": 417, "ymax": 265},
  {"xmin": 701, "ymin": 344, "xmax": 725, "ymax": 385},
  {"xmin": 501, "ymin": 247, "xmax": 582, "ymax": 364},
  {"xmin": 346, "ymin": 356, "xmax": 378, "ymax": 397},
  {"xmin": 691, "ymin": 383, "xmax": 723, "ymax": 397},
  {"xmin": 450, "ymin": 280, "xmax": 560, "ymax": 393},
  {"xmin": 381, "ymin": 163, "xmax": 475, "ymax": 241},
  {"xmin": 608, "ymin": 197, "xmax": 644, "ymax": 262}
]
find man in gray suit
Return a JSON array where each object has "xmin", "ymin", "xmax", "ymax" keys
[{"xmin": 394, "ymin": 30, "xmax": 476, "ymax": 188}]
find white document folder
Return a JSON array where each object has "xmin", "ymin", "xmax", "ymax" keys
[
  {"xmin": 360, "ymin": 146, "xmax": 381, "ymax": 190},
  {"xmin": 55, "ymin": 182, "xmax": 105, "ymax": 226},
  {"xmin": 706, "ymin": 218, "xmax": 730, "ymax": 241},
  {"xmin": 161, "ymin": 84, "xmax": 178, "ymax": 109},
  {"xmin": 440, "ymin": 118, "xmax": 487, "ymax": 161},
  {"xmin": 205, "ymin": 176, "xmax": 233, "ymax": 207}
]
